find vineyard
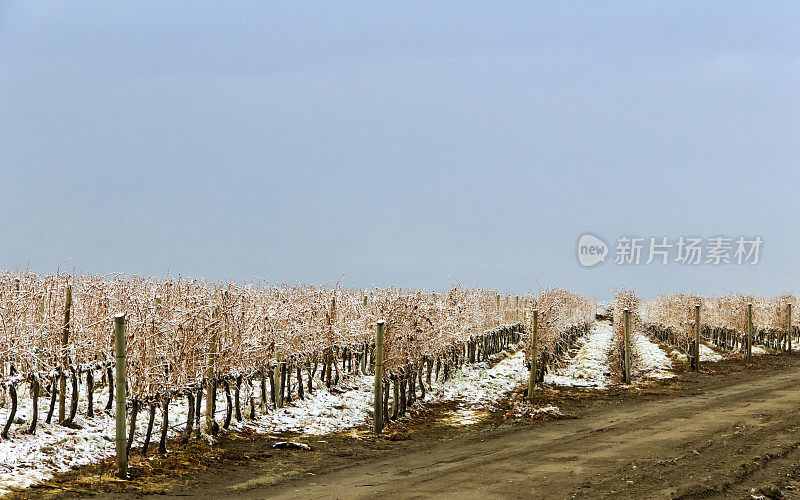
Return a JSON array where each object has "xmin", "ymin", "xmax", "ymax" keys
[
  {"xmin": 0, "ymin": 271, "xmax": 798, "ymax": 495},
  {"xmin": 638, "ymin": 292, "xmax": 796, "ymax": 361},
  {"xmin": 0, "ymin": 271, "xmax": 595, "ymax": 492}
]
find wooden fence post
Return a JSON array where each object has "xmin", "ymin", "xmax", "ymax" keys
[
  {"xmin": 114, "ymin": 313, "xmax": 127, "ymax": 479},
  {"xmin": 528, "ymin": 309, "xmax": 538, "ymax": 400},
  {"xmin": 374, "ymin": 320, "xmax": 385, "ymax": 434},
  {"xmin": 623, "ymin": 309, "xmax": 631, "ymax": 383},
  {"xmin": 746, "ymin": 303, "xmax": 753, "ymax": 360},
  {"xmin": 788, "ymin": 303, "xmax": 793, "ymax": 354},
  {"xmin": 694, "ymin": 304, "xmax": 701, "ymax": 372},
  {"xmin": 59, "ymin": 285, "xmax": 72, "ymax": 423}
]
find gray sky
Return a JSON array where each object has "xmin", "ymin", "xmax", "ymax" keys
[{"xmin": 1, "ymin": 1, "xmax": 798, "ymax": 299}]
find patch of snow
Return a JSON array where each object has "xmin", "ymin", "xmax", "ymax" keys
[
  {"xmin": 0, "ymin": 373, "xmax": 150, "ymax": 494},
  {"xmin": 502, "ymin": 396, "xmax": 566, "ymax": 420},
  {"xmin": 596, "ymin": 301, "xmax": 613, "ymax": 317},
  {"xmin": 632, "ymin": 332, "xmax": 674, "ymax": 379},
  {"xmin": 700, "ymin": 343, "xmax": 725, "ymax": 362},
  {"xmin": 241, "ymin": 376, "xmax": 374, "ymax": 436},
  {"xmin": 428, "ymin": 343, "xmax": 526, "ymax": 408},
  {"xmin": 545, "ymin": 322, "xmax": 613, "ymax": 388},
  {"xmin": 531, "ymin": 405, "xmax": 563, "ymax": 418},
  {"xmin": 0, "ymin": 370, "xmax": 249, "ymax": 495}
]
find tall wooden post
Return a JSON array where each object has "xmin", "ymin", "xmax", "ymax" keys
[
  {"xmin": 788, "ymin": 303, "xmax": 793, "ymax": 354},
  {"xmin": 373, "ymin": 320, "xmax": 385, "ymax": 434},
  {"xmin": 694, "ymin": 305, "xmax": 701, "ymax": 372},
  {"xmin": 59, "ymin": 285, "xmax": 72, "ymax": 423},
  {"xmin": 746, "ymin": 303, "xmax": 753, "ymax": 360},
  {"xmin": 623, "ymin": 309, "xmax": 631, "ymax": 383},
  {"xmin": 114, "ymin": 313, "xmax": 127, "ymax": 479},
  {"xmin": 527, "ymin": 309, "xmax": 538, "ymax": 400}
]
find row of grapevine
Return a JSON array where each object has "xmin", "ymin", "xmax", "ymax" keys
[
  {"xmin": 0, "ymin": 271, "xmax": 595, "ymax": 445},
  {"xmin": 639, "ymin": 293, "xmax": 797, "ymax": 361},
  {"xmin": 524, "ymin": 289, "xmax": 596, "ymax": 384}
]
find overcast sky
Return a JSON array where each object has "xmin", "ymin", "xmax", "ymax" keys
[{"xmin": 1, "ymin": 2, "xmax": 798, "ymax": 299}]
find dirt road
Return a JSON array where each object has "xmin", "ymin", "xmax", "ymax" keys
[
  {"xmin": 19, "ymin": 355, "xmax": 800, "ymax": 499},
  {"xmin": 254, "ymin": 359, "xmax": 800, "ymax": 499}
]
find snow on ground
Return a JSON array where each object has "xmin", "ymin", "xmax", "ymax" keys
[
  {"xmin": 0, "ymin": 377, "xmax": 127, "ymax": 494},
  {"xmin": 533, "ymin": 405, "xmax": 563, "ymax": 417},
  {"xmin": 0, "ymin": 372, "xmax": 377, "ymax": 495},
  {"xmin": 429, "ymin": 342, "xmax": 571, "ymax": 425},
  {"xmin": 663, "ymin": 344, "xmax": 684, "ymax": 363},
  {"xmin": 0, "ymin": 335, "xmax": 534, "ymax": 494},
  {"xmin": 240, "ymin": 376, "xmax": 374, "ymax": 436},
  {"xmin": 659, "ymin": 338, "xmax": 770, "ymax": 364},
  {"xmin": 425, "ymin": 341, "xmax": 531, "ymax": 425},
  {"xmin": 660, "ymin": 340, "xmax": 731, "ymax": 364},
  {"xmin": 632, "ymin": 332, "xmax": 674, "ymax": 379},
  {"xmin": 545, "ymin": 322, "xmax": 613, "ymax": 388},
  {"xmin": 429, "ymin": 342, "xmax": 526, "ymax": 407},
  {"xmin": 700, "ymin": 343, "xmax": 725, "ymax": 362},
  {"xmin": 596, "ymin": 301, "xmax": 613, "ymax": 318}
]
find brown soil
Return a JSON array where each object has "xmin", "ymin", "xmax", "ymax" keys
[{"xmin": 10, "ymin": 353, "xmax": 800, "ymax": 499}]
